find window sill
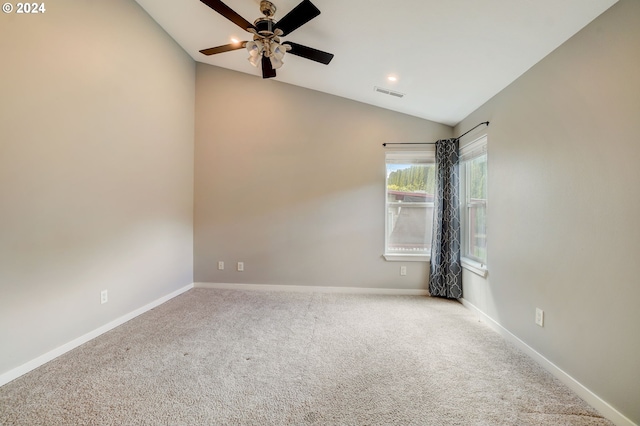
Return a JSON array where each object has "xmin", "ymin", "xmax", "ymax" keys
[
  {"xmin": 461, "ymin": 258, "xmax": 488, "ymax": 277},
  {"xmin": 384, "ymin": 254, "xmax": 430, "ymax": 262}
]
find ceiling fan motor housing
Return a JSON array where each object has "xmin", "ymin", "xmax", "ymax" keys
[{"xmin": 254, "ymin": 18, "xmax": 276, "ymax": 36}]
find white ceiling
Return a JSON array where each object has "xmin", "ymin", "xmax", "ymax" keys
[{"xmin": 134, "ymin": 0, "xmax": 617, "ymax": 126}]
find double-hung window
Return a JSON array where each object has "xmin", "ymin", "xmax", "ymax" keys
[
  {"xmin": 384, "ymin": 150, "xmax": 436, "ymax": 261},
  {"xmin": 459, "ymin": 135, "xmax": 488, "ymax": 275}
]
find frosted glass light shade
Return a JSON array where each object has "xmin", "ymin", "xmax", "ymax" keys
[
  {"xmin": 270, "ymin": 55, "xmax": 283, "ymax": 69},
  {"xmin": 248, "ymin": 54, "xmax": 261, "ymax": 67},
  {"xmin": 246, "ymin": 40, "xmax": 263, "ymax": 57},
  {"xmin": 271, "ymin": 42, "xmax": 286, "ymax": 60}
]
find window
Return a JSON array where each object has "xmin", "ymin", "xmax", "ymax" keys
[
  {"xmin": 459, "ymin": 136, "xmax": 488, "ymax": 274},
  {"xmin": 384, "ymin": 150, "xmax": 435, "ymax": 261}
]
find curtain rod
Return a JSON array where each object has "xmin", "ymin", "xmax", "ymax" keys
[{"xmin": 382, "ymin": 121, "xmax": 489, "ymax": 147}]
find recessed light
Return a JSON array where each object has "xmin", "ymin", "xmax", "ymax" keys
[
  {"xmin": 387, "ymin": 75, "xmax": 398, "ymax": 82},
  {"xmin": 231, "ymin": 38, "xmax": 240, "ymax": 44}
]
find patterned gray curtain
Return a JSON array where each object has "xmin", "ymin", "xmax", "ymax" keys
[{"xmin": 429, "ymin": 138, "xmax": 462, "ymax": 299}]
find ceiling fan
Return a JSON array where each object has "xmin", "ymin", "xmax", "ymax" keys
[{"xmin": 199, "ymin": 0, "xmax": 334, "ymax": 79}]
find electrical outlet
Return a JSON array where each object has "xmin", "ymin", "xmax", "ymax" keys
[
  {"xmin": 535, "ymin": 308, "xmax": 544, "ymax": 327},
  {"xmin": 101, "ymin": 290, "xmax": 108, "ymax": 305},
  {"xmin": 400, "ymin": 266, "xmax": 407, "ymax": 276},
  {"xmin": 218, "ymin": 261, "xmax": 224, "ymax": 270},
  {"xmin": 237, "ymin": 262, "xmax": 244, "ymax": 272}
]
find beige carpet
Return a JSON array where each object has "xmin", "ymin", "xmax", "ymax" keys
[{"xmin": 0, "ymin": 288, "xmax": 612, "ymax": 425}]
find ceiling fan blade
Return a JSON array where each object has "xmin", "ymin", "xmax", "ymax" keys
[
  {"xmin": 200, "ymin": 0, "xmax": 256, "ymax": 32},
  {"xmin": 199, "ymin": 42, "xmax": 247, "ymax": 56},
  {"xmin": 274, "ymin": 0, "xmax": 320, "ymax": 36},
  {"xmin": 282, "ymin": 42, "xmax": 334, "ymax": 65},
  {"xmin": 262, "ymin": 56, "xmax": 276, "ymax": 79}
]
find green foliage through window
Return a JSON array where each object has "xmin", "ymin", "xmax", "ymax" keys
[{"xmin": 387, "ymin": 165, "xmax": 435, "ymax": 193}]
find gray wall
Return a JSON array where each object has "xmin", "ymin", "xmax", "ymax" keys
[
  {"xmin": 0, "ymin": 0, "xmax": 195, "ymax": 375},
  {"xmin": 194, "ymin": 64, "xmax": 451, "ymax": 289},
  {"xmin": 455, "ymin": 0, "xmax": 640, "ymax": 423}
]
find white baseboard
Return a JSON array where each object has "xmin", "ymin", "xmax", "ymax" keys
[
  {"xmin": 195, "ymin": 282, "xmax": 429, "ymax": 296},
  {"xmin": 0, "ymin": 283, "xmax": 194, "ymax": 388},
  {"xmin": 460, "ymin": 298, "xmax": 636, "ymax": 426}
]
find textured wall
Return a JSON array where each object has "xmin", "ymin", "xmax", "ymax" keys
[
  {"xmin": 0, "ymin": 0, "xmax": 195, "ymax": 375},
  {"xmin": 194, "ymin": 64, "xmax": 452, "ymax": 289},
  {"xmin": 455, "ymin": 0, "xmax": 640, "ymax": 422}
]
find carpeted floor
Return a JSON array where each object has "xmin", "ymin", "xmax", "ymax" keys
[{"xmin": 0, "ymin": 288, "xmax": 613, "ymax": 425}]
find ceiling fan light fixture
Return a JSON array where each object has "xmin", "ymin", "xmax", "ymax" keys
[
  {"xmin": 246, "ymin": 40, "xmax": 264, "ymax": 57},
  {"xmin": 270, "ymin": 54, "xmax": 284, "ymax": 69},
  {"xmin": 248, "ymin": 54, "xmax": 261, "ymax": 67},
  {"xmin": 271, "ymin": 42, "xmax": 286, "ymax": 60}
]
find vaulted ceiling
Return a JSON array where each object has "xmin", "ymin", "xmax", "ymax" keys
[{"xmin": 135, "ymin": 0, "xmax": 617, "ymax": 126}]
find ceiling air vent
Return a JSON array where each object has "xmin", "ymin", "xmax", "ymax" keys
[{"xmin": 374, "ymin": 86, "xmax": 405, "ymax": 98}]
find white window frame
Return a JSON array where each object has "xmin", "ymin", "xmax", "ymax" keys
[
  {"xmin": 459, "ymin": 135, "xmax": 488, "ymax": 277},
  {"xmin": 383, "ymin": 149, "xmax": 435, "ymax": 262}
]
